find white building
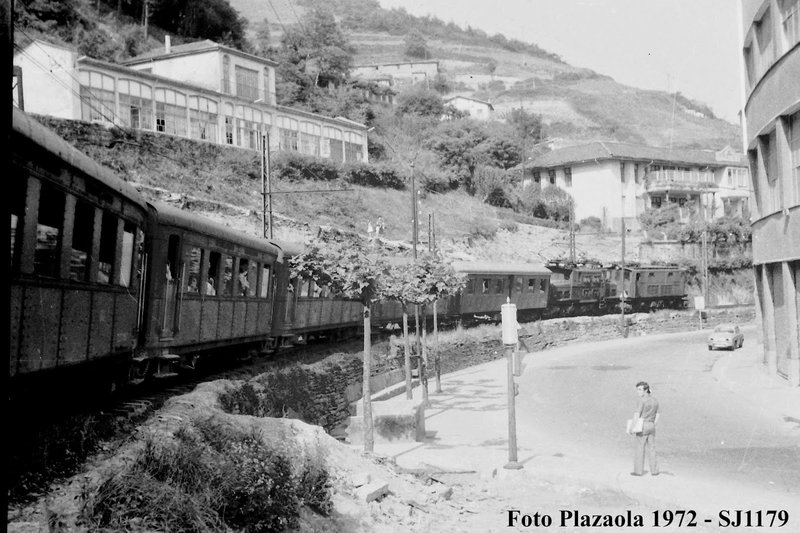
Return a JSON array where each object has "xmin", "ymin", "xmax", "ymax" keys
[
  {"xmin": 13, "ymin": 38, "xmax": 368, "ymax": 162},
  {"xmin": 443, "ymin": 95, "xmax": 494, "ymax": 120},
  {"xmin": 351, "ymin": 60, "xmax": 439, "ymax": 87},
  {"xmin": 525, "ymin": 141, "xmax": 751, "ymax": 232}
]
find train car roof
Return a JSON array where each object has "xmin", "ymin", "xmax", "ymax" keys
[
  {"xmin": 12, "ymin": 107, "xmax": 147, "ymax": 210},
  {"xmin": 273, "ymin": 240, "xmax": 307, "ymax": 258},
  {"xmin": 451, "ymin": 261, "xmax": 551, "ymax": 275},
  {"xmin": 152, "ymin": 202, "xmax": 284, "ymax": 260}
]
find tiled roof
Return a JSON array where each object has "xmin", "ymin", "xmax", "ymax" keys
[{"xmin": 527, "ymin": 141, "xmax": 747, "ymax": 169}]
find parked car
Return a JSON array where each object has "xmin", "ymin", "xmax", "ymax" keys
[{"xmin": 708, "ymin": 324, "xmax": 744, "ymax": 350}]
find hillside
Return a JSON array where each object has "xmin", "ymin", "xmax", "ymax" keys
[{"xmin": 230, "ymin": 0, "xmax": 741, "ymax": 150}]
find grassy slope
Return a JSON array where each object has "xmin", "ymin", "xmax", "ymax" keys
[{"xmin": 230, "ymin": 0, "xmax": 741, "ymax": 150}]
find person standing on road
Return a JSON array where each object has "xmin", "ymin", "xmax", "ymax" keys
[{"xmin": 630, "ymin": 381, "xmax": 660, "ymax": 476}]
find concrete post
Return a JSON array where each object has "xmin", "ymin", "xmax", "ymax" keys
[{"xmin": 781, "ymin": 261, "xmax": 800, "ymax": 386}]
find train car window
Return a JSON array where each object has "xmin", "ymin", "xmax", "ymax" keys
[
  {"xmin": 247, "ymin": 260, "xmax": 258, "ymax": 296},
  {"xmin": 514, "ymin": 277, "xmax": 523, "ymax": 293},
  {"xmin": 34, "ymin": 184, "xmax": 64, "ymax": 277},
  {"xmin": 260, "ymin": 265, "xmax": 271, "ymax": 298},
  {"xmin": 528, "ymin": 279, "xmax": 536, "ymax": 292},
  {"xmin": 623, "ymin": 271, "xmax": 631, "ymax": 281},
  {"xmin": 311, "ymin": 281, "xmax": 322, "ymax": 298},
  {"xmin": 185, "ymin": 247, "xmax": 202, "ymax": 293},
  {"xmin": 495, "ymin": 279, "xmax": 505, "ymax": 294},
  {"xmin": 540, "ymin": 279, "xmax": 547, "ymax": 292},
  {"xmin": 207, "ymin": 251, "xmax": 221, "ymax": 296},
  {"xmin": 69, "ymin": 200, "xmax": 94, "ymax": 282},
  {"xmin": 583, "ymin": 289, "xmax": 590, "ymax": 297},
  {"xmin": 97, "ymin": 212, "xmax": 117, "ymax": 284},
  {"xmin": 222, "ymin": 255, "xmax": 234, "ymax": 296},
  {"xmin": 299, "ymin": 279, "xmax": 311, "ymax": 297},
  {"xmin": 465, "ymin": 279, "xmax": 474, "ymax": 294},
  {"xmin": 482, "ymin": 279, "xmax": 490, "ymax": 293},
  {"xmin": 119, "ymin": 224, "xmax": 137, "ymax": 287},
  {"xmin": 238, "ymin": 258, "xmax": 251, "ymax": 296},
  {"xmin": 166, "ymin": 235, "xmax": 180, "ymax": 281},
  {"xmin": 10, "ymin": 176, "xmax": 26, "ymax": 269}
]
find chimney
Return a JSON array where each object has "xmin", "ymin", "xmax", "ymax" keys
[{"xmin": 165, "ymin": 35, "xmax": 171, "ymax": 54}]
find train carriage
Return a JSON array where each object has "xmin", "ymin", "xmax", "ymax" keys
[
  {"xmin": 452, "ymin": 262, "xmax": 551, "ymax": 322},
  {"xmin": 137, "ymin": 202, "xmax": 284, "ymax": 378},
  {"xmin": 606, "ymin": 265, "xmax": 687, "ymax": 311},
  {"xmin": 10, "ymin": 108, "xmax": 149, "ymax": 391}
]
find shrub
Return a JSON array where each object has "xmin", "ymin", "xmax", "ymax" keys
[
  {"xmin": 343, "ymin": 162, "xmax": 406, "ymax": 189},
  {"xmin": 80, "ymin": 421, "xmax": 333, "ymax": 532},
  {"xmin": 271, "ymin": 152, "xmax": 341, "ymax": 182},
  {"xmin": 579, "ymin": 216, "xmax": 604, "ymax": 232},
  {"xmin": 467, "ymin": 219, "xmax": 498, "ymax": 239}
]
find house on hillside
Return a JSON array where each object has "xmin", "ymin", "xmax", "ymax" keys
[
  {"xmin": 443, "ymin": 95, "xmax": 494, "ymax": 120},
  {"xmin": 13, "ymin": 38, "xmax": 368, "ymax": 162},
  {"xmin": 351, "ymin": 60, "xmax": 439, "ymax": 87},
  {"xmin": 520, "ymin": 141, "xmax": 751, "ymax": 232}
]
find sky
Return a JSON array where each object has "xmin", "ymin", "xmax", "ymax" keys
[{"xmin": 376, "ymin": 0, "xmax": 745, "ymax": 123}]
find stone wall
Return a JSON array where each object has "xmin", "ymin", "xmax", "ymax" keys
[{"xmin": 231, "ymin": 306, "xmax": 754, "ymax": 434}]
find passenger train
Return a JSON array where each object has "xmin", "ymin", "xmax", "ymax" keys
[{"xmin": 9, "ymin": 108, "xmax": 687, "ymax": 394}]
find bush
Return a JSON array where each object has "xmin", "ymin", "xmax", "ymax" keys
[
  {"xmin": 343, "ymin": 162, "xmax": 406, "ymax": 190},
  {"xmin": 80, "ymin": 420, "xmax": 333, "ymax": 533},
  {"xmin": 271, "ymin": 152, "xmax": 341, "ymax": 182},
  {"xmin": 579, "ymin": 216, "xmax": 603, "ymax": 232},
  {"xmin": 467, "ymin": 219, "xmax": 498, "ymax": 239}
]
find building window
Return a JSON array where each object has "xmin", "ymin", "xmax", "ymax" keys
[
  {"xmin": 761, "ymin": 130, "xmax": 781, "ymax": 212},
  {"xmin": 119, "ymin": 79, "xmax": 153, "ymax": 130},
  {"xmin": 755, "ymin": 9, "xmax": 775, "ymax": 78},
  {"xmin": 564, "ymin": 167, "xmax": 572, "ymax": 187},
  {"xmin": 323, "ymin": 127, "xmax": 341, "ymax": 161},
  {"xmin": 189, "ymin": 96, "xmax": 218, "ymax": 142},
  {"xmin": 780, "ymin": 0, "xmax": 800, "ymax": 51},
  {"xmin": 651, "ymin": 196, "xmax": 663, "ymax": 208},
  {"xmin": 154, "ymin": 88, "xmax": 187, "ymax": 136},
  {"xmin": 299, "ymin": 122, "xmax": 320, "ymax": 156},
  {"xmin": 344, "ymin": 131, "xmax": 363, "ymax": 162},
  {"xmin": 236, "ymin": 106, "xmax": 262, "ymax": 150},
  {"xmin": 79, "ymin": 71, "xmax": 116, "ymax": 124},
  {"xmin": 548, "ymin": 169, "xmax": 556, "ymax": 185},
  {"xmin": 235, "ymin": 65, "xmax": 259, "ymax": 100},
  {"xmin": 790, "ymin": 111, "xmax": 800, "ymax": 205},
  {"xmin": 278, "ymin": 116, "xmax": 299, "ymax": 152},
  {"xmin": 533, "ymin": 171, "xmax": 541, "ymax": 184}
]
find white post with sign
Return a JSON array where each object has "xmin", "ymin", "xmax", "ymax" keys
[
  {"xmin": 501, "ymin": 300, "xmax": 523, "ymax": 470},
  {"xmin": 694, "ymin": 296, "xmax": 706, "ymax": 330}
]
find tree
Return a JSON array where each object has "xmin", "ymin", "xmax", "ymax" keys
[
  {"xmin": 276, "ymin": 6, "xmax": 355, "ymax": 103},
  {"xmin": 395, "ymin": 88, "xmax": 445, "ymax": 117},
  {"xmin": 290, "ymin": 242, "xmax": 387, "ymax": 453},
  {"xmin": 150, "ymin": 0, "xmax": 248, "ymax": 49},
  {"xmin": 253, "ymin": 18, "xmax": 273, "ymax": 56},
  {"xmin": 404, "ymin": 29, "xmax": 428, "ymax": 59},
  {"xmin": 487, "ymin": 58, "xmax": 498, "ymax": 79},
  {"xmin": 425, "ymin": 120, "xmax": 489, "ymax": 195},
  {"xmin": 506, "ymin": 107, "xmax": 546, "ymax": 145},
  {"xmin": 382, "ymin": 256, "xmax": 465, "ymax": 402}
]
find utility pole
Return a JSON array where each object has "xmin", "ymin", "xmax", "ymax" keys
[
  {"xmin": 569, "ymin": 199, "xmax": 576, "ymax": 263},
  {"xmin": 411, "ymin": 162, "xmax": 426, "ymax": 404},
  {"xmin": 620, "ymin": 162, "xmax": 628, "ymax": 337},
  {"xmin": 261, "ymin": 134, "xmax": 273, "ymax": 239}
]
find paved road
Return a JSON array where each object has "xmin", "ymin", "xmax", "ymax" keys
[{"xmin": 517, "ymin": 324, "xmax": 800, "ymax": 496}]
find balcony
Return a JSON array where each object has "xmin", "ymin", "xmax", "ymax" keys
[{"xmin": 645, "ymin": 170, "xmax": 717, "ymax": 193}]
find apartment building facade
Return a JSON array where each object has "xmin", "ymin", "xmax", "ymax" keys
[
  {"xmin": 525, "ymin": 141, "xmax": 751, "ymax": 233},
  {"xmin": 741, "ymin": 0, "xmax": 800, "ymax": 385},
  {"xmin": 13, "ymin": 38, "xmax": 369, "ymax": 163}
]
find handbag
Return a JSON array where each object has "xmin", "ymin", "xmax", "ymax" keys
[{"xmin": 627, "ymin": 418, "xmax": 644, "ymax": 434}]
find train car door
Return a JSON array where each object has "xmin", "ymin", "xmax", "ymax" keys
[{"xmin": 161, "ymin": 234, "xmax": 182, "ymax": 338}]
